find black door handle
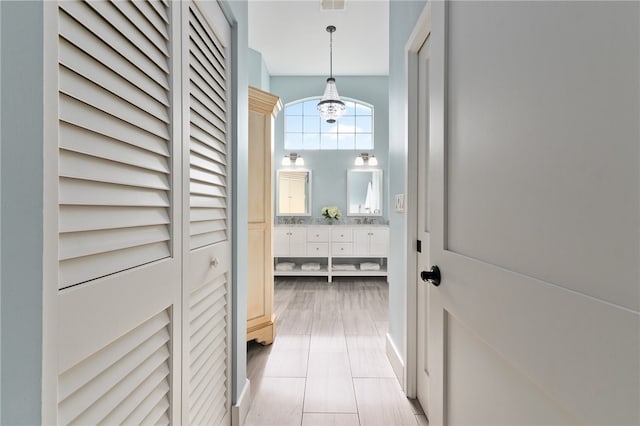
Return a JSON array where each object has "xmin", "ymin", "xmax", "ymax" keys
[{"xmin": 421, "ymin": 265, "xmax": 441, "ymax": 286}]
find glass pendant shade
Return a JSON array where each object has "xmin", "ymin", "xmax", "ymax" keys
[{"xmin": 318, "ymin": 78, "xmax": 345, "ymax": 123}]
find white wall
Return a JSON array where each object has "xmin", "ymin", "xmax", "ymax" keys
[
  {"xmin": 387, "ymin": 0, "xmax": 427, "ymax": 366},
  {"xmin": 0, "ymin": 1, "xmax": 44, "ymax": 423}
]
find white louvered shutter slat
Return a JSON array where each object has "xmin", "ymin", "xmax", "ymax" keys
[
  {"xmin": 190, "ymin": 81, "xmax": 227, "ymax": 124},
  {"xmin": 58, "ymin": 0, "xmax": 172, "ymax": 289},
  {"xmin": 188, "ymin": 274, "xmax": 229, "ymax": 425},
  {"xmin": 132, "ymin": 0, "xmax": 169, "ymax": 36},
  {"xmin": 99, "ymin": 365, "xmax": 169, "ymax": 425},
  {"xmin": 60, "ymin": 206, "xmax": 170, "ymax": 233},
  {"xmin": 59, "ymin": 2, "xmax": 168, "ymax": 88},
  {"xmin": 59, "ymin": 67, "xmax": 170, "ymax": 139},
  {"xmin": 84, "ymin": 1, "xmax": 169, "ymax": 73},
  {"xmin": 60, "ymin": 39, "xmax": 169, "ymax": 122},
  {"xmin": 59, "ymin": 11, "xmax": 169, "ymax": 106},
  {"xmin": 121, "ymin": 380, "xmax": 170, "ymax": 425},
  {"xmin": 60, "ymin": 123, "xmax": 170, "ymax": 174},
  {"xmin": 189, "ymin": 68, "xmax": 226, "ymax": 114},
  {"xmin": 60, "ymin": 178, "xmax": 170, "ymax": 208},
  {"xmin": 60, "ymin": 95, "xmax": 170, "ymax": 157},
  {"xmin": 59, "ymin": 150, "xmax": 170, "ymax": 191},
  {"xmin": 58, "ymin": 309, "xmax": 171, "ymax": 425},
  {"xmin": 58, "ymin": 311, "xmax": 170, "ymax": 401},
  {"xmin": 187, "ymin": 1, "xmax": 229, "ymax": 251},
  {"xmin": 110, "ymin": 1, "xmax": 168, "ymax": 55}
]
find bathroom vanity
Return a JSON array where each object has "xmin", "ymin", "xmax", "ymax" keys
[{"xmin": 273, "ymin": 225, "xmax": 389, "ymax": 282}]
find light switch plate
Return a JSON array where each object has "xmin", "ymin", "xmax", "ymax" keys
[{"xmin": 394, "ymin": 194, "xmax": 405, "ymax": 212}]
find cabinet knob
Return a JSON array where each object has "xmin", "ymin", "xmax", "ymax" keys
[{"xmin": 210, "ymin": 257, "xmax": 219, "ymax": 268}]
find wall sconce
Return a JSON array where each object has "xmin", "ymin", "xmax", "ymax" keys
[
  {"xmin": 282, "ymin": 153, "xmax": 304, "ymax": 166},
  {"xmin": 354, "ymin": 153, "xmax": 377, "ymax": 166}
]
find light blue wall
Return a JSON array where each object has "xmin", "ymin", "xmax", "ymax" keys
[
  {"xmin": 270, "ymin": 76, "xmax": 389, "ymax": 222},
  {"xmin": 387, "ymin": 0, "xmax": 427, "ymax": 362},
  {"xmin": 220, "ymin": 0, "xmax": 250, "ymax": 405},
  {"xmin": 249, "ymin": 48, "xmax": 271, "ymax": 92},
  {"xmin": 1, "ymin": 1, "xmax": 44, "ymax": 423}
]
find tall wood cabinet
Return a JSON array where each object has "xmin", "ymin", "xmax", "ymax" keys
[{"xmin": 247, "ymin": 87, "xmax": 281, "ymax": 344}]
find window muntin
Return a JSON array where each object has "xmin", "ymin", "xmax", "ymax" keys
[{"xmin": 284, "ymin": 98, "xmax": 374, "ymax": 150}]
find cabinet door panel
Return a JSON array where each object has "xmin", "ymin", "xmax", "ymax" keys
[
  {"xmin": 353, "ymin": 229, "xmax": 370, "ymax": 256},
  {"xmin": 369, "ymin": 229, "xmax": 389, "ymax": 256},
  {"xmin": 274, "ymin": 228, "xmax": 290, "ymax": 256},
  {"xmin": 289, "ymin": 229, "xmax": 307, "ymax": 255}
]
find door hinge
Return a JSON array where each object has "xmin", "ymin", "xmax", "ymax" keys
[{"xmin": 417, "ymin": 239, "xmax": 422, "ymax": 253}]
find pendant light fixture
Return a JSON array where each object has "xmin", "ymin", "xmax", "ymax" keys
[{"xmin": 317, "ymin": 25, "xmax": 345, "ymax": 123}]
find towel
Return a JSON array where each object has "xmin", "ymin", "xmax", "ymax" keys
[
  {"xmin": 301, "ymin": 262, "xmax": 321, "ymax": 271},
  {"xmin": 332, "ymin": 263, "xmax": 357, "ymax": 271},
  {"xmin": 275, "ymin": 262, "xmax": 296, "ymax": 271},
  {"xmin": 360, "ymin": 262, "xmax": 381, "ymax": 271}
]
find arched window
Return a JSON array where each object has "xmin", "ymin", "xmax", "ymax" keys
[{"xmin": 284, "ymin": 97, "xmax": 374, "ymax": 150}]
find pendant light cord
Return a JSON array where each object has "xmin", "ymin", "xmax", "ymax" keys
[{"xmin": 326, "ymin": 25, "xmax": 336, "ymax": 80}]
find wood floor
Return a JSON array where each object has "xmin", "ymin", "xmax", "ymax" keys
[{"xmin": 245, "ymin": 277, "xmax": 428, "ymax": 426}]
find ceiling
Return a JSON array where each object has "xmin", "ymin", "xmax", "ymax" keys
[{"xmin": 248, "ymin": 0, "xmax": 390, "ymax": 76}]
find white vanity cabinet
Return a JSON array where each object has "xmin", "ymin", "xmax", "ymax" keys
[
  {"xmin": 274, "ymin": 227, "xmax": 307, "ymax": 256},
  {"xmin": 353, "ymin": 228, "xmax": 389, "ymax": 256},
  {"xmin": 274, "ymin": 225, "xmax": 388, "ymax": 282}
]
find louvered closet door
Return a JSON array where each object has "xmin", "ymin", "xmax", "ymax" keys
[
  {"xmin": 55, "ymin": 1, "xmax": 182, "ymax": 424},
  {"xmin": 181, "ymin": 2, "xmax": 233, "ymax": 425}
]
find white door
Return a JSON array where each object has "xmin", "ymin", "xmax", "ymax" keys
[
  {"xmin": 182, "ymin": 1, "xmax": 232, "ymax": 425},
  {"xmin": 415, "ymin": 33, "xmax": 431, "ymax": 417},
  {"xmin": 426, "ymin": 2, "xmax": 639, "ymax": 425},
  {"xmin": 55, "ymin": 1, "xmax": 182, "ymax": 424}
]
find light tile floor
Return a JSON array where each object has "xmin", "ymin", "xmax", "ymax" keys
[{"xmin": 245, "ymin": 278, "xmax": 428, "ymax": 426}]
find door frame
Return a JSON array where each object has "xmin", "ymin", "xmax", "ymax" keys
[{"xmin": 404, "ymin": 3, "xmax": 432, "ymax": 399}]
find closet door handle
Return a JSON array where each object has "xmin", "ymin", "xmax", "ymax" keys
[{"xmin": 421, "ymin": 265, "xmax": 441, "ymax": 287}]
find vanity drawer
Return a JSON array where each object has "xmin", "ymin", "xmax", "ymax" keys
[
  {"xmin": 307, "ymin": 243, "xmax": 329, "ymax": 256},
  {"xmin": 332, "ymin": 243, "xmax": 353, "ymax": 256},
  {"xmin": 307, "ymin": 229, "xmax": 329, "ymax": 242},
  {"xmin": 331, "ymin": 229, "xmax": 353, "ymax": 242}
]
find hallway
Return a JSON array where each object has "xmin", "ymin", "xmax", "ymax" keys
[{"xmin": 245, "ymin": 278, "xmax": 427, "ymax": 426}]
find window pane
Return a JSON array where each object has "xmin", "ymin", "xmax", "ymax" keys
[
  {"xmin": 304, "ymin": 100, "xmax": 319, "ymax": 115},
  {"xmin": 304, "ymin": 116, "xmax": 320, "ymax": 133},
  {"xmin": 303, "ymin": 133, "xmax": 320, "ymax": 149},
  {"xmin": 285, "ymin": 98, "xmax": 374, "ymax": 151},
  {"xmin": 355, "ymin": 133, "xmax": 373, "ymax": 150},
  {"xmin": 321, "ymin": 133, "xmax": 338, "ymax": 150},
  {"xmin": 286, "ymin": 115, "xmax": 303, "ymax": 133},
  {"xmin": 338, "ymin": 116, "xmax": 356, "ymax": 133},
  {"xmin": 286, "ymin": 102, "xmax": 303, "ymax": 115},
  {"xmin": 355, "ymin": 103, "xmax": 371, "ymax": 115},
  {"xmin": 344, "ymin": 101, "xmax": 356, "ymax": 116},
  {"xmin": 355, "ymin": 116, "xmax": 372, "ymax": 133},
  {"xmin": 285, "ymin": 133, "xmax": 303, "ymax": 150},
  {"xmin": 338, "ymin": 133, "xmax": 355, "ymax": 150},
  {"xmin": 321, "ymin": 119, "xmax": 338, "ymax": 134}
]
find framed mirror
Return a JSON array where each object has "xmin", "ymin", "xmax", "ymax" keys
[
  {"xmin": 347, "ymin": 169, "xmax": 383, "ymax": 216},
  {"xmin": 277, "ymin": 169, "xmax": 311, "ymax": 216}
]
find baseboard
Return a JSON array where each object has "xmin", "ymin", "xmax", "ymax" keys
[
  {"xmin": 386, "ymin": 333, "xmax": 405, "ymax": 389},
  {"xmin": 231, "ymin": 379, "xmax": 251, "ymax": 426}
]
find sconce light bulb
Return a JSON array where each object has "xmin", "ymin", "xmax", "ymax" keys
[
  {"xmin": 369, "ymin": 156, "xmax": 378, "ymax": 166},
  {"xmin": 282, "ymin": 156, "xmax": 291, "ymax": 166},
  {"xmin": 355, "ymin": 156, "xmax": 365, "ymax": 166},
  {"xmin": 295, "ymin": 157, "xmax": 305, "ymax": 166}
]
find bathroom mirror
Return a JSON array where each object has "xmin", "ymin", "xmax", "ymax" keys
[
  {"xmin": 347, "ymin": 169, "xmax": 383, "ymax": 216},
  {"xmin": 277, "ymin": 169, "xmax": 311, "ymax": 216}
]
